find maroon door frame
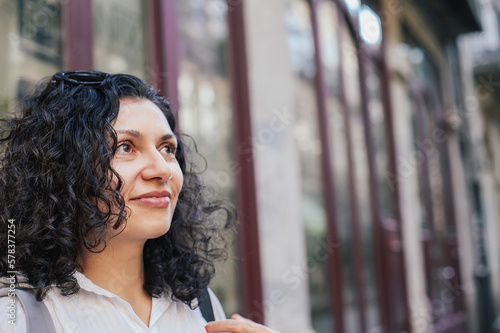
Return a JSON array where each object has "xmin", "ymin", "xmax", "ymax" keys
[
  {"xmin": 63, "ymin": 0, "xmax": 93, "ymax": 70},
  {"xmin": 147, "ymin": 0, "xmax": 164, "ymax": 93},
  {"xmin": 148, "ymin": 0, "xmax": 180, "ymax": 115},
  {"xmin": 309, "ymin": 0, "xmax": 346, "ymax": 332},
  {"xmin": 356, "ymin": 28, "xmax": 392, "ymax": 333},
  {"xmin": 376, "ymin": 42, "xmax": 412, "ymax": 333},
  {"xmin": 226, "ymin": 0, "xmax": 265, "ymax": 324},
  {"xmin": 336, "ymin": 7, "xmax": 370, "ymax": 331},
  {"xmin": 377, "ymin": 19, "xmax": 412, "ymax": 333},
  {"xmin": 366, "ymin": 56, "xmax": 410, "ymax": 333}
]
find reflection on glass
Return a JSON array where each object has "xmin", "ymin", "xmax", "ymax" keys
[
  {"xmin": 340, "ymin": 24, "xmax": 381, "ymax": 330},
  {"xmin": 365, "ymin": 60, "xmax": 394, "ymax": 218},
  {"xmin": 93, "ymin": 0, "xmax": 148, "ymax": 78},
  {"xmin": 344, "ymin": 0, "xmax": 361, "ymax": 12},
  {"xmin": 358, "ymin": 5, "xmax": 382, "ymax": 46},
  {"xmin": 0, "ymin": 0, "xmax": 62, "ymax": 113},
  {"xmin": 176, "ymin": 0, "xmax": 239, "ymax": 317},
  {"xmin": 286, "ymin": 1, "xmax": 333, "ymax": 332}
]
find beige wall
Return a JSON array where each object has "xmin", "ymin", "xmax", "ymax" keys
[{"xmin": 244, "ymin": 0, "xmax": 315, "ymax": 332}]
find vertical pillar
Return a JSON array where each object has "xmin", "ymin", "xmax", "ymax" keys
[
  {"xmin": 63, "ymin": 0, "xmax": 93, "ymax": 70},
  {"xmin": 226, "ymin": 0, "xmax": 264, "ymax": 325}
]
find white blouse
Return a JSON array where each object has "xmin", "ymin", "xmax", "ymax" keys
[{"xmin": 1, "ymin": 271, "xmax": 226, "ymax": 333}]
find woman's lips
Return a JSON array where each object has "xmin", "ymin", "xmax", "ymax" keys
[
  {"xmin": 130, "ymin": 191, "xmax": 171, "ymax": 208},
  {"xmin": 131, "ymin": 196, "xmax": 171, "ymax": 207}
]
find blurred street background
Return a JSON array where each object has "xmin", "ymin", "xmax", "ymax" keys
[{"xmin": 1, "ymin": 0, "xmax": 500, "ymax": 332}]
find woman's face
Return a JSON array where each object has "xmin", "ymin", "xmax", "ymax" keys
[{"xmin": 109, "ymin": 98, "xmax": 183, "ymax": 243}]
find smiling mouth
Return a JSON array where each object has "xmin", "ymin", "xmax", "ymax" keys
[
  {"xmin": 131, "ymin": 196, "xmax": 171, "ymax": 208},
  {"xmin": 130, "ymin": 191, "xmax": 171, "ymax": 208}
]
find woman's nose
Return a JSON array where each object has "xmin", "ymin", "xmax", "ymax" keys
[{"xmin": 141, "ymin": 150, "xmax": 173, "ymax": 182}]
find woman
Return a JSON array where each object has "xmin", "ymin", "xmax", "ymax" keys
[{"xmin": 0, "ymin": 71, "xmax": 275, "ymax": 332}]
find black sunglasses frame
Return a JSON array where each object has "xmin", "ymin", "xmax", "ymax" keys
[{"xmin": 51, "ymin": 70, "xmax": 110, "ymax": 86}]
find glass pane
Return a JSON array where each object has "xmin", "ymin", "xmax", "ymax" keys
[
  {"xmin": 93, "ymin": 0, "xmax": 149, "ymax": 78},
  {"xmin": 285, "ymin": 1, "xmax": 333, "ymax": 332},
  {"xmin": 176, "ymin": 0, "xmax": 240, "ymax": 317},
  {"xmin": 365, "ymin": 60, "xmax": 394, "ymax": 218},
  {"xmin": 0, "ymin": 0, "xmax": 62, "ymax": 112},
  {"xmin": 340, "ymin": 24, "xmax": 381, "ymax": 330},
  {"xmin": 409, "ymin": 87, "xmax": 445, "ymax": 307},
  {"xmin": 422, "ymin": 101, "xmax": 446, "ymax": 232},
  {"xmin": 422, "ymin": 91, "xmax": 449, "ymax": 308}
]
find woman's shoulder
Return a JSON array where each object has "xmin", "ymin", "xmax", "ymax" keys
[
  {"xmin": 0, "ymin": 288, "xmax": 29, "ymax": 333},
  {"xmin": 0, "ymin": 274, "xmax": 33, "ymax": 332}
]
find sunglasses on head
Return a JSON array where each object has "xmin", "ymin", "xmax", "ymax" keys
[{"xmin": 51, "ymin": 70, "xmax": 110, "ymax": 86}]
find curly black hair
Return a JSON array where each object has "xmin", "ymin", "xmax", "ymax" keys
[{"xmin": 0, "ymin": 72, "xmax": 234, "ymax": 307}]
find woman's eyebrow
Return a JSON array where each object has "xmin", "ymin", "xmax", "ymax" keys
[
  {"xmin": 161, "ymin": 133, "xmax": 177, "ymax": 142},
  {"xmin": 116, "ymin": 130, "xmax": 176, "ymax": 142},
  {"xmin": 116, "ymin": 129, "xmax": 143, "ymax": 139}
]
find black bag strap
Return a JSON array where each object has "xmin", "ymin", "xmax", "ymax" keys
[
  {"xmin": 13, "ymin": 289, "xmax": 56, "ymax": 333},
  {"xmin": 199, "ymin": 287, "xmax": 215, "ymax": 322}
]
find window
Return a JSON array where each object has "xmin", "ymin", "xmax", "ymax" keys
[
  {"xmin": 286, "ymin": 1, "xmax": 334, "ymax": 331},
  {"xmin": 93, "ymin": 0, "xmax": 149, "ymax": 78},
  {"xmin": 176, "ymin": 0, "xmax": 240, "ymax": 317},
  {"xmin": 0, "ymin": 0, "xmax": 62, "ymax": 111},
  {"xmin": 340, "ymin": 20, "xmax": 380, "ymax": 331}
]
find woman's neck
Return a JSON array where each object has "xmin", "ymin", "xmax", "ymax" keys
[
  {"xmin": 78, "ymin": 240, "xmax": 147, "ymax": 300},
  {"xmin": 78, "ymin": 240, "xmax": 153, "ymax": 326}
]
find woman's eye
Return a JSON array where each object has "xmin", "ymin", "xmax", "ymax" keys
[
  {"xmin": 117, "ymin": 142, "xmax": 133, "ymax": 153},
  {"xmin": 161, "ymin": 144, "xmax": 177, "ymax": 155}
]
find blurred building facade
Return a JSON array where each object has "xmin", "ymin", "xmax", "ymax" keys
[{"xmin": 0, "ymin": 0, "xmax": 499, "ymax": 332}]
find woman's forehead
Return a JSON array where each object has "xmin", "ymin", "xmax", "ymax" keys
[{"xmin": 114, "ymin": 98, "xmax": 174, "ymax": 135}]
